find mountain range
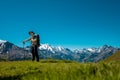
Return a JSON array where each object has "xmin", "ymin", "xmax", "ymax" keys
[{"xmin": 0, "ymin": 39, "xmax": 120, "ymax": 62}]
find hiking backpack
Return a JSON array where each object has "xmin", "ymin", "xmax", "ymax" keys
[{"xmin": 36, "ymin": 34, "xmax": 40, "ymax": 47}]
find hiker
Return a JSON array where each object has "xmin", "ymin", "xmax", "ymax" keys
[{"xmin": 23, "ymin": 31, "xmax": 40, "ymax": 62}]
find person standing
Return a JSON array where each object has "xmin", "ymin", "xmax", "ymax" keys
[{"xmin": 23, "ymin": 31, "xmax": 40, "ymax": 62}]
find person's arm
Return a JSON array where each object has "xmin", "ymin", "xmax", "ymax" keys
[{"xmin": 23, "ymin": 38, "xmax": 31, "ymax": 44}]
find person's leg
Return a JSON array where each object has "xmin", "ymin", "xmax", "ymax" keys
[
  {"xmin": 31, "ymin": 46, "xmax": 35, "ymax": 61},
  {"xmin": 34, "ymin": 45, "xmax": 39, "ymax": 62}
]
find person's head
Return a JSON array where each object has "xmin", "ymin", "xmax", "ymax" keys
[{"xmin": 28, "ymin": 31, "xmax": 35, "ymax": 36}]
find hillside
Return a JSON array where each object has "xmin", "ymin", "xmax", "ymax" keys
[
  {"xmin": 0, "ymin": 60, "xmax": 120, "ymax": 80},
  {"xmin": 104, "ymin": 51, "xmax": 120, "ymax": 62}
]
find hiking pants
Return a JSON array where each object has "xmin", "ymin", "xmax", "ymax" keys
[{"xmin": 31, "ymin": 45, "xmax": 39, "ymax": 62}]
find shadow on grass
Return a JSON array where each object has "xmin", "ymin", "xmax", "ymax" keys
[
  {"xmin": 0, "ymin": 75, "xmax": 22, "ymax": 80},
  {"xmin": 0, "ymin": 70, "xmax": 43, "ymax": 80}
]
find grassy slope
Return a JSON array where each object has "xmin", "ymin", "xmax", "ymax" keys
[
  {"xmin": 0, "ymin": 60, "xmax": 120, "ymax": 80},
  {"xmin": 104, "ymin": 51, "xmax": 120, "ymax": 62}
]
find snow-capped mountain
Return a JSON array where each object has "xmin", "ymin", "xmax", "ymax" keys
[
  {"xmin": 38, "ymin": 44, "xmax": 120, "ymax": 62},
  {"xmin": 0, "ymin": 40, "xmax": 7, "ymax": 43},
  {"xmin": 0, "ymin": 39, "xmax": 31, "ymax": 60},
  {"xmin": 0, "ymin": 39, "xmax": 120, "ymax": 62}
]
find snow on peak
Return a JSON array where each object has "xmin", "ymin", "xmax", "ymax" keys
[
  {"xmin": 0, "ymin": 39, "xmax": 7, "ymax": 43},
  {"xmin": 56, "ymin": 46, "xmax": 64, "ymax": 51},
  {"xmin": 0, "ymin": 39, "xmax": 7, "ymax": 48},
  {"xmin": 87, "ymin": 48, "xmax": 96, "ymax": 52},
  {"xmin": 74, "ymin": 49, "xmax": 83, "ymax": 53},
  {"xmin": 39, "ymin": 44, "xmax": 53, "ymax": 51}
]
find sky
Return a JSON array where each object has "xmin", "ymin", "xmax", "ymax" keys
[{"xmin": 0, "ymin": 0, "xmax": 120, "ymax": 49}]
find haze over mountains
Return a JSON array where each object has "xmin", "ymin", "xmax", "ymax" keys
[{"xmin": 0, "ymin": 39, "xmax": 120, "ymax": 62}]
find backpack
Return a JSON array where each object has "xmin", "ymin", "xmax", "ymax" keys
[{"xmin": 36, "ymin": 34, "xmax": 40, "ymax": 47}]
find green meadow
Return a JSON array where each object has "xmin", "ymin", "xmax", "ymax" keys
[{"xmin": 0, "ymin": 59, "xmax": 120, "ymax": 80}]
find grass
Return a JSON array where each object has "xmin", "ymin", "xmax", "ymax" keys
[{"xmin": 0, "ymin": 59, "xmax": 120, "ymax": 80}]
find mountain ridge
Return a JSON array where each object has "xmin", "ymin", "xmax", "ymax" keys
[{"xmin": 0, "ymin": 39, "xmax": 120, "ymax": 62}]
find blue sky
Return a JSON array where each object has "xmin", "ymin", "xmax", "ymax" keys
[{"xmin": 0, "ymin": 0, "xmax": 120, "ymax": 49}]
